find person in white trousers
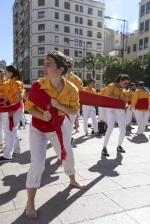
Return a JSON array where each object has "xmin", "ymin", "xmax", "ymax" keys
[
  {"xmin": 98, "ymin": 87, "xmax": 107, "ymax": 123},
  {"xmin": 64, "ymin": 57, "xmax": 83, "ymax": 144},
  {"xmin": 125, "ymin": 83, "xmax": 137, "ymax": 130},
  {"xmin": 82, "ymin": 79, "xmax": 99, "ymax": 136},
  {"xmin": 102, "ymin": 74, "xmax": 130, "ymax": 157},
  {"xmin": 25, "ymin": 50, "xmax": 85, "ymax": 220},
  {"xmin": 130, "ymin": 81, "xmax": 150, "ymax": 135},
  {"xmin": 0, "ymin": 65, "xmax": 23, "ymax": 162}
]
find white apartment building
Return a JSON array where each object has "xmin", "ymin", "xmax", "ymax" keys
[
  {"xmin": 30, "ymin": 0, "xmax": 105, "ymax": 90},
  {"xmin": 0, "ymin": 60, "xmax": 7, "ymax": 69}
]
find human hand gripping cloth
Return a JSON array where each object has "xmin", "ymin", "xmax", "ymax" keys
[
  {"xmin": 79, "ymin": 90, "xmax": 125, "ymax": 109},
  {"xmin": 28, "ymin": 81, "xmax": 67, "ymax": 165},
  {"xmin": 0, "ymin": 98, "xmax": 23, "ymax": 131}
]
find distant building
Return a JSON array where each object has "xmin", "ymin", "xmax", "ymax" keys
[{"xmin": 0, "ymin": 60, "xmax": 6, "ymax": 69}]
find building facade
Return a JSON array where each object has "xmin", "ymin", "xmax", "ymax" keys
[
  {"xmin": 13, "ymin": 0, "xmax": 30, "ymax": 83},
  {"xmin": 29, "ymin": 0, "xmax": 105, "ymax": 90},
  {"xmin": 0, "ymin": 60, "xmax": 7, "ymax": 69}
]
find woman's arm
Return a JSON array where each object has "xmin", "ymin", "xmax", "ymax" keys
[
  {"xmin": 16, "ymin": 92, "xmax": 23, "ymax": 103},
  {"xmin": 27, "ymin": 108, "xmax": 51, "ymax": 121},
  {"xmin": 51, "ymin": 99, "xmax": 77, "ymax": 115}
]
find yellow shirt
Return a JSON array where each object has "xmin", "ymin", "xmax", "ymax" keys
[
  {"xmin": 0, "ymin": 80, "xmax": 9, "ymax": 98},
  {"xmin": 83, "ymin": 86, "xmax": 97, "ymax": 94},
  {"xmin": 99, "ymin": 87, "xmax": 106, "ymax": 96},
  {"xmin": 125, "ymin": 89, "xmax": 134, "ymax": 102},
  {"xmin": 25, "ymin": 78, "xmax": 79, "ymax": 116},
  {"xmin": 7, "ymin": 77, "xmax": 23, "ymax": 104},
  {"xmin": 106, "ymin": 83, "xmax": 127, "ymax": 102},
  {"xmin": 66, "ymin": 72, "xmax": 83, "ymax": 90},
  {"xmin": 130, "ymin": 89, "xmax": 150, "ymax": 112},
  {"xmin": 22, "ymin": 89, "xmax": 27, "ymax": 101}
]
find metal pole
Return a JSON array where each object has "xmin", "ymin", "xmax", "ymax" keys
[
  {"xmin": 83, "ymin": 42, "xmax": 85, "ymax": 80},
  {"xmin": 122, "ymin": 20, "xmax": 125, "ymax": 59}
]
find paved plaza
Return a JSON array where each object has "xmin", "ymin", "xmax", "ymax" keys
[{"xmin": 0, "ymin": 114, "xmax": 150, "ymax": 223}]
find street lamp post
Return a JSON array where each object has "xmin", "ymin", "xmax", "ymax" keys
[
  {"xmin": 69, "ymin": 39, "xmax": 87, "ymax": 80},
  {"xmin": 104, "ymin": 16, "xmax": 127, "ymax": 59}
]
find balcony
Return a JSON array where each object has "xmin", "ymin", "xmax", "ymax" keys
[
  {"xmin": 19, "ymin": 6, "xmax": 23, "ymax": 14},
  {"xmin": 20, "ymin": 27, "xmax": 23, "ymax": 34},
  {"xmin": 20, "ymin": 47, "xmax": 24, "ymax": 53},
  {"xmin": 20, "ymin": 14, "xmax": 24, "ymax": 24},
  {"xmin": 20, "ymin": 38, "xmax": 23, "ymax": 44},
  {"xmin": 13, "ymin": 8, "xmax": 17, "ymax": 16}
]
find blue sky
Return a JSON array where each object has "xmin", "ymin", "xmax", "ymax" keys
[{"xmin": 0, "ymin": 0, "xmax": 140, "ymax": 66}]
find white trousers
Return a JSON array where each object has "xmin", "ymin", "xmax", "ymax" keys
[
  {"xmin": 0, "ymin": 113, "xmax": 5, "ymax": 144},
  {"xmin": 82, "ymin": 105, "xmax": 98, "ymax": 133},
  {"xmin": 20, "ymin": 108, "xmax": 26, "ymax": 126},
  {"xmin": 98, "ymin": 107, "xmax": 107, "ymax": 123},
  {"xmin": 135, "ymin": 110, "xmax": 149, "ymax": 134},
  {"xmin": 2, "ymin": 109, "xmax": 23, "ymax": 159},
  {"xmin": 26, "ymin": 123, "xmax": 76, "ymax": 188},
  {"xmin": 126, "ymin": 107, "xmax": 134, "ymax": 125},
  {"xmin": 103, "ymin": 108, "xmax": 126, "ymax": 147},
  {"xmin": 64, "ymin": 114, "xmax": 76, "ymax": 140}
]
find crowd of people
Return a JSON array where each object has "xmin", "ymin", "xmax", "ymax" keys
[{"xmin": 0, "ymin": 50, "xmax": 150, "ymax": 219}]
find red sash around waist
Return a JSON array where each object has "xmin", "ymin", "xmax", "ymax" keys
[
  {"xmin": 135, "ymin": 98, "xmax": 149, "ymax": 110},
  {"xmin": 128, "ymin": 101, "xmax": 131, "ymax": 105},
  {"xmin": 28, "ymin": 81, "xmax": 67, "ymax": 164},
  {"xmin": 0, "ymin": 98, "xmax": 23, "ymax": 131}
]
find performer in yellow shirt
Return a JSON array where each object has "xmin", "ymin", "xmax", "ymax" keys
[
  {"xmin": 64, "ymin": 57, "xmax": 83, "ymax": 144},
  {"xmin": 130, "ymin": 81, "xmax": 150, "ymax": 135},
  {"xmin": 0, "ymin": 68, "xmax": 9, "ymax": 150},
  {"xmin": 82, "ymin": 79, "xmax": 99, "ymax": 136},
  {"xmin": 98, "ymin": 87, "xmax": 107, "ymax": 122},
  {"xmin": 24, "ymin": 50, "xmax": 85, "ymax": 219},
  {"xmin": 0, "ymin": 66, "xmax": 23, "ymax": 162},
  {"xmin": 125, "ymin": 83, "xmax": 137, "ymax": 130},
  {"xmin": 102, "ymin": 74, "xmax": 130, "ymax": 156}
]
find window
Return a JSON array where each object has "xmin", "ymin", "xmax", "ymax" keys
[
  {"xmin": 75, "ymin": 16, "xmax": 83, "ymax": 24},
  {"xmin": 64, "ymin": 26, "xmax": 70, "ymax": 33},
  {"xmin": 133, "ymin": 44, "xmax": 136, "ymax": 52},
  {"xmin": 97, "ymin": 43, "xmax": 101, "ymax": 49},
  {"xmin": 75, "ymin": 28, "xmax": 78, "ymax": 34},
  {"xmin": 141, "ymin": 4, "xmax": 145, "ymax": 16},
  {"xmin": 64, "ymin": 2, "xmax": 70, "ymax": 9},
  {"xmin": 75, "ymin": 5, "xmax": 83, "ymax": 12},
  {"xmin": 38, "ymin": 24, "xmax": 45, "ymax": 30},
  {"xmin": 96, "ymin": 74, "xmax": 101, "ymax": 80},
  {"xmin": 38, "ymin": 47, "xmax": 45, "ymax": 54},
  {"xmin": 139, "ymin": 56, "xmax": 142, "ymax": 60},
  {"xmin": 75, "ymin": 16, "xmax": 78, "ymax": 23},
  {"xmin": 55, "ymin": 36, "xmax": 58, "ymax": 43},
  {"xmin": 97, "ymin": 32, "xmax": 102, "ymax": 39},
  {"xmin": 38, "ymin": 0, "xmax": 45, "ymax": 6},
  {"xmin": 64, "ymin": 37, "xmax": 69, "ymax": 45},
  {"xmin": 74, "ymin": 61, "xmax": 78, "ymax": 68},
  {"xmin": 75, "ymin": 5, "xmax": 79, "ymax": 11},
  {"xmin": 79, "ymin": 29, "xmax": 83, "ymax": 35},
  {"xmin": 38, "ymin": 59, "xmax": 44, "ymax": 66},
  {"xmin": 127, "ymin": 46, "xmax": 130, "ymax": 54},
  {"xmin": 87, "ymin": 30, "xmax": 92, "ymax": 37},
  {"xmin": 55, "ymin": 12, "xmax": 59, "ymax": 19},
  {"xmin": 139, "ymin": 39, "xmax": 143, "ymax": 50},
  {"xmin": 55, "ymin": 47, "xmax": 59, "ymax": 51},
  {"xmin": 75, "ymin": 40, "xmax": 78, "ymax": 46},
  {"xmin": 79, "ymin": 51, "xmax": 82, "ymax": 57},
  {"xmin": 88, "ymin": 19, "xmax": 93, "ymax": 26},
  {"xmin": 64, "ymin": 14, "xmax": 70, "ymax": 21},
  {"xmin": 87, "ymin": 52, "xmax": 92, "ymax": 57},
  {"xmin": 38, "ymin": 11, "xmax": 45, "ymax": 19},
  {"xmin": 144, "ymin": 37, "xmax": 148, "ymax": 48},
  {"xmin": 87, "ymin": 73, "xmax": 91, "ymax": 79},
  {"xmin": 97, "ymin": 21, "xmax": 102, "ymax": 28},
  {"xmin": 75, "ymin": 50, "xmax": 78, "ymax": 57},
  {"xmin": 38, "ymin": 35, "xmax": 45, "ymax": 43},
  {"xmin": 64, "ymin": 49, "xmax": 69, "ymax": 56},
  {"xmin": 38, "ymin": 70, "xmax": 44, "ymax": 77},
  {"xmin": 95, "ymin": 84, "xmax": 101, "ymax": 90},
  {"xmin": 88, "ymin": 8, "xmax": 93, "ymax": 15},
  {"xmin": 140, "ymin": 22, "xmax": 144, "ymax": 33},
  {"xmin": 98, "ymin": 10, "xmax": 102, "ymax": 17},
  {"xmin": 146, "ymin": 1, "xmax": 150, "ymax": 14},
  {"xmin": 55, "ymin": 24, "xmax": 59, "ymax": 31},
  {"xmin": 87, "ymin": 42, "xmax": 92, "ymax": 48},
  {"xmin": 80, "ymin": 17, "xmax": 83, "ymax": 24},
  {"xmin": 79, "ymin": 40, "xmax": 82, "ymax": 46},
  {"xmin": 144, "ymin": 54, "xmax": 147, "ymax": 60},
  {"xmin": 55, "ymin": 0, "xmax": 59, "ymax": 7},
  {"xmin": 80, "ymin": 6, "xmax": 83, "ymax": 12},
  {"xmin": 145, "ymin": 19, "xmax": 149, "ymax": 32}
]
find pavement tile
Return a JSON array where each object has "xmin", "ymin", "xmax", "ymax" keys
[
  {"xmin": 49, "ymin": 194, "xmax": 123, "ymax": 224},
  {"xmin": 127, "ymin": 206, "xmax": 150, "ymax": 224},
  {"xmin": 0, "ymin": 162, "xmax": 24, "ymax": 170},
  {"xmin": 104, "ymin": 186, "xmax": 150, "ymax": 210},
  {"xmin": 76, "ymin": 212, "xmax": 138, "ymax": 224},
  {"xmin": 0, "ymin": 204, "xmax": 61, "ymax": 224},
  {"xmin": 0, "ymin": 191, "xmax": 15, "ymax": 213},
  {"xmin": 64, "ymin": 177, "xmax": 123, "ymax": 197},
  {"xmin": 107, "ymin": 172, "xmax": 150, "ymax": 188}
]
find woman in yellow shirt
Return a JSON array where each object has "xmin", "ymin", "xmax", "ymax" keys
[
  {"xmin": 102, "ymin": 74, "xmax": 130, "ymax": 156},
  {"xmin": 25, "ymin": 50, "xmax": 85, "ymax": 220},
  {"xmin": 0, "ymin": 66, "xmax": 23, "ymax": 162},
  {"xmin": 98, "ymin": 87, "xmax": 107, "ymax": 122},
  {"xmin": 130, "ymin": 81, "xmax": 150, "ymax": 135}
]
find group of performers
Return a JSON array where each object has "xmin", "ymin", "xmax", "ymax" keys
[{"xmin": 0, "ymin": 50, "xmax": 150, "ymax": 219}]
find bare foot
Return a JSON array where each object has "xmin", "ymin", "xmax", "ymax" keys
[
  {"xmin": 70, "ymin": 180, "xmax": 86, "ymax": 190},
  {"xmin": 75, "ymin": 130, "xmax": 80, "ymax": 133},
  {"xmin": 94, "ymin": 132, "xmax": 99, "ymax": 136},
  {"xmin": 25, "ymin": 202, "xmax": 37, "ymax": 219}
]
